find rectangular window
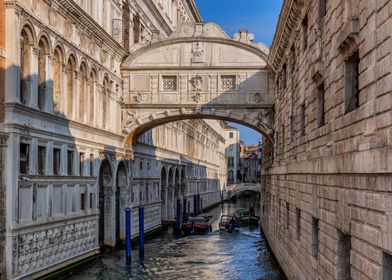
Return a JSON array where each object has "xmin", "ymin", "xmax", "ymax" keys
[
  {"xmin": 90, "ymin": 154, "xmax": 94, "ymax": 176},
  {"xmin": 20, "ymin": 143, "xmax": 30, "ymax": 174},
  {"xmin": 79, "ymin": 152, "xmax": 85, "ymax": 176},
  {"xmin": 67, "ymin": 150, "xmax": 74, "ymax": 175},
  {"xmin": 319, "ymin": 0, "xmax": 327, "ymax": 20},
  {"xmin": 221, "ymin": 75, "xmax": 236, "ymax": 91},
  {"xmin": 229, "ymin": 132, "xmax": 234, "ymax": 139},
  {"xmin": 302, "ymin": 15, "xmax": 308, "ymax": 51},
  {"xmin": 296, "ymin": 208, "xmax": 301, "ymax": 240},
  {"xmin": 317, "ymin": 83, "xmax": 325, "ymax": 127},
  {"xmin": 312, "ymin": 217, "xmax": 319, "ymax": 257},
  {"xmin": 89, "ymin": 193, "xmax": 94, "ymax": 208},
  {"xmin": 345, "ymin": 51, "xmax": 360, "ymax": 114},
  {"xmin": 290, "ymin": 116, "xmax": 294, "ymax": 142},
  {"xmin": 337, "ymin": 231, "xmax": 351, "ymax": 280},
  {"xmin": 285, "ymin": 202, "xmax": 289, "ymax": 231},
  {"xmin": 382, "ymin": 252, "xmax": 392, "ymax": 280},
  {"xmin": 300, "ymin": 103, "xmax": 306, "ymax": 136},
  {"xmin": 80, "ymin": 193, "xmax": 86, "ymax": 210},
  {"xmin": 38, "ymin": 146, "xmax": 46, "ymax": 175},
  {"xmin": 162, "ymin": 75, "xmax": 178, "ymax": 91},
  {"xmin": 140, "ymin": 161, "xmax": 143, "ymax": 170},
  {"xmin": 53, "ymin": 148, "xmax": 61, "ymax": 175}
]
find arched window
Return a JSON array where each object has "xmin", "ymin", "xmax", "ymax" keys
[
  {"xmin": 102, "ymin": 77, "xmax": 110, "ymax": 128},
  {"xmin": 20, "ymin": 29, "xmax": 32, "ymax": 105},
  {"xmin": 89, "ymin": 70, "xmax": 97, "ymax": 124},
  {"xmin": 79, "ymin": 62, "xmax": 87, "ymax": 122},
  {"xmin": 38, "ymin": 38, "xmax": 49, "ymax": 110},
  {"xmin": 67, "ymin": 55, "xmax": 76, "ymax": 118},
  {"xmin": 53, "ymin": 47, "xmax": 63, "ymax": 113}
]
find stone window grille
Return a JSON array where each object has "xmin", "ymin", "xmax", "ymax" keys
[
  {"xmin": 382, "ymin": 252, "xmax": 392, "ymax": 280},
  {"xmin": 300, "ymin": 103, "xmax": 306, "ymax": 136},
  {"xmin": 53, "ymin": 148, "xmax": 61, "ymax": 175},
  {"xmin": 337, "ymin": 230, "xmax": 351, "ymax": 279},
  {"xmin": 20, "ymin": 143, "xmax": 30, "ymax": 174},
  {"xmin": 162, "ymin": 75, "xmax": 178, "ymax": 91},
  {"xmin": 296, "ymin": 208, "xmax": 301, "ymax": 240},
  {"xmin": 38, "ymin": 146, "xmax": 46, "ymax": 175},
  {"xmin": 302, "ymin": 15, "xmax": 308, "ymax": 51},
  {"xmin": 221, "ymin": 75, "xmax": 236, "ymax": 91},
  {"xmin": 317, "ymin": 83, "xmax": 325, "ymax": 127},
  {"xmin": 290, "ymin": 116, "xmax": 295, "ymax": 142},
  {"xmin": 345, "ymin": 51, "xmax": 360, "ymax": 114},
  {"xmin": 285, "ymin": 202, "xmax": 289, "ymax": 231},
  {"xmin": 67, "ymin": 150, "xmax": 74, "ymax": 176},
  {"xmin": 311, "ymin": 217, "xmax": 319, "ymax": 257}
]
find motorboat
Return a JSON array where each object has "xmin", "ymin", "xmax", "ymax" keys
[
  {"xmin": 182, "ymin": 215, "xmax": 212, "ymax": 235},
  {"xmin": 219, "ymin": 215, "xmax": 239, "ymax": 233},
  {"xmin": 233, "ymin": 208, "xmax": 260, "ymax": 227}
]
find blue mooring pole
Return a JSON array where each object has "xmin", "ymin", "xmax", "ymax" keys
[
  {"xmin": 183, "ymin": 197, "xmax": 187, "ymax": 223},
  {"xmin": 125, "ymin": 208, "xmax": 132, "ymax": 260},
  {"xmin": 193, "ymin": 194, "xmax": 197, "ymax": 216},
  {"xmin": 138, "ymin": 206, "xmax": 144, "ymax": 254},
  {"xmin": 176, "ymin": 198, "xmax": 181, "ymax": 231}
]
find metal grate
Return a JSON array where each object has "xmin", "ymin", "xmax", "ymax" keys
[
  {"xmin": 162, "ymin": 75, "xmax": 178, "ymax": 91},
  {"xmin": 221, "ymin": 75, "xmax": 236, "ymax": 91}
]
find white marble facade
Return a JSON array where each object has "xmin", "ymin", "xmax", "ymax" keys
[{"xmin": 2, "ymin": 0, "xmax": 222, "ymax": 279}]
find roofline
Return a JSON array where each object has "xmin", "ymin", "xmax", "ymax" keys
[{"xmin": 186, "ymin": 0, "xmax": 203, "ymax": 23}]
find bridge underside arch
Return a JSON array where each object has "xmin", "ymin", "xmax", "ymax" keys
[{"xmin": 121, "ymin": 22, "xmax": 275, "ymax": 150}]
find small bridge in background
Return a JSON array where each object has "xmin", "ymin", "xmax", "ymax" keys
[{"xmin": 225, "ymin": 183, "xmax": 261, "ymax": 200}]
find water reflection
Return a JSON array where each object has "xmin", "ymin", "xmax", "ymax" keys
[{"xmin": 68, "ymin": 195, "xmax": 286, "ymax": 280}]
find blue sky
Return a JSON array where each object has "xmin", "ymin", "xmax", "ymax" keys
[{"xmin": 195, "ymin": 0, "xmax": 283, "ymax": 144}]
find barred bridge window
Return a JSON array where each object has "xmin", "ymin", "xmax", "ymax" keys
[
  {"xmin": 162, "ymin": 75, "xmax": 178, "ymax": 91},
  {"xmin": 221, "ymin": 75, "xmax": 236, "ymax": 91}
]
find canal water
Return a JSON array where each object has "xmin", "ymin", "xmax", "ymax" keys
[{"xmin": 68, "ymin": 196, "xmax": 286, "ymax": 280}]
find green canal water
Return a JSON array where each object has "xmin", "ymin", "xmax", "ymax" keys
[{"xmin": 66, "ymin": 197, "xmax": 286, "ymax": 280}]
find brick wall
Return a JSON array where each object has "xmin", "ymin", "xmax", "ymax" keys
[{"xmin": 263, "ymin": 0, "xmax": 392, "ymax": 279}]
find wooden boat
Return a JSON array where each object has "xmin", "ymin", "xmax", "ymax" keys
[
  {"xmin": 233, "ymin": 208, "xmax": 260, "ymax": 227},
  {"xmin": 182, "ymin": 215, "xmax": 212, "ymax": 235},
  {"xmin": 219, "ymin": 215, "xmax": 239, "ymax": 233}
]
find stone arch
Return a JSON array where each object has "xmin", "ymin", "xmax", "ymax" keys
[
  {"xmin": 115, "ymin": 161, "xmax": 128, "ymax": 244},
  {"xmin": 37, "ymin": 32, "xmax": 52, "ymax": 54},
  {"xmin": 78, "ymin": 61, "xmax": 88, "ymax": 122},
  {"xmin": 53, "ymin": 45, "xmax": 64, "ymax": 113},
  {"xmin": 160, "ymin": 166, "xmax": 167, "ymax": 220},
  {"xmin": 37, "ymin": 35, "xmax": 51, "ymax": 110},
  {"xmin": 19, "ymin": 24, "xmax": 35, "ymax": 105},
  {"xmin": 98, "ymin": 159, "xmax": 113, "ymax": 249},
  {"xmin": 102, "ymin": 75, "xmax": 110, "ymax": 128},
  {"xmin": 66, "ymin": 54, "xmax": 77, "ymax": 118},
  {"xmin": 89, "ymin": 68, "xmax": 98, "ymax": 124}
]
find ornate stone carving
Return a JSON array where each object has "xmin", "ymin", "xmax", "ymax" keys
[
  {"xmin": 193, "ymin": 92, "xmax": 201, "ymax": 103},
  {"xmin": 12, "ymin": 220, "xmax": 96, "ymax": 277},
  {"xmin": 100, "ymin": 49, "xmax": 108, "ymax": 64},
  {"xmin": 191, "ymin": 42, "xmax": 205, "ymax": 63},
  {"xmin": 255, "ymin": 92, "xmax": 263, "ymax": 103},
  {"xmin": 170, "ymin": 22, "xmax": 229, "ymax": 39},
  {"xmin": 190, "ymin": 75, "xmax": 202, "ymax": 91},
  {"xmin": 135, "ymin": 92, "xmax": 143, "ymax": 103},
  {"xmin": 48, "ymin": 7, "xmax": 58, "ymax": 27},
  {"xmin": 64, "ymin": 20, "xmax": 73, "ymax": 38},
  {"xmin": 256, "ymin": 109, "xmax": 273, "ymax": 130}
]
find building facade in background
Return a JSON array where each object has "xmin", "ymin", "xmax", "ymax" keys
[
  {"xmin": 241, "ymin": 144, "xmax": 259, "ymax": 183},
  {"xmin": 262, "ymin": 0, "xmax": 392, "ymax": 279},
  {"xmin": 0, "ymin": 1, "xmax": 225, "ymax": 279},
  {"xmin": 223, "ymin": 124, "xmax": 240, "ymax": 185}
]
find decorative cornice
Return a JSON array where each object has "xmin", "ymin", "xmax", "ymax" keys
[{"xmin": 268, "ymin": 0, "xmax": 303, "ymax": 74}]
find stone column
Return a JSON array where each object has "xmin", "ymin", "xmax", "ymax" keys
[
  {"xmin": 29, "ymin": 47, "xmax": 40, "ymax": 109},
  {"xmin": 61, "ymin": 63, "xmax": 67, "ymax": 116}
]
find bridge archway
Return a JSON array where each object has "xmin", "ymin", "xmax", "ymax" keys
[{"xmin": 121, "ymin": 22, "xmax": 275, "ymax": 150}]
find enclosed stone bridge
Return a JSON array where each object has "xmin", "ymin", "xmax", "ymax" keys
[
  {"xmin": 121, "ymin": 22, "xmax": 275, "ymax": 150},
  {"xmin": 226, "ymin": 183, "xmax": 261, "ymax": 199}
]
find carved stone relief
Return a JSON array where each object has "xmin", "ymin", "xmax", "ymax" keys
[{"xmin": 191, "ymin": 42, "xmax": 205, "ymax": 63}]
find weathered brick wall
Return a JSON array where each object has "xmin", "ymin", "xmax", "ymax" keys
[{"xmin": 263, "ymin": 0, "xmax": 392, "ymax": 279}]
